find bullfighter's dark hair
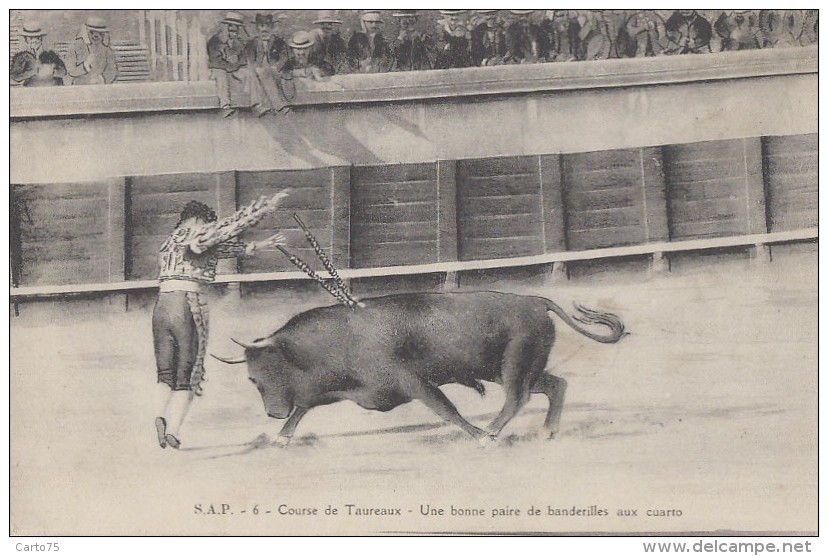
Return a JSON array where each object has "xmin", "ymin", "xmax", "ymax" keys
[{"xmin": 177, "ymin": 200, "xmax": 217, "ymax": 228}]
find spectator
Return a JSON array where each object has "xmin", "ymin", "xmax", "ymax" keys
[
  {"xmin": 391, "ymin": 10, "xmax": 436, "ymax": 71},
  {"xmin": 310, "ymin": 10, "xmax": 349, "ymax": 75},
  {"xmin": 714, "ymin": 10, "xmax": 761, "ymax": 51},
  {"xmin": 10, "ymin": 21, "xmax": 66, "ymax": 87},
  {"xmin": 66, "ymin": 16, "xmax": 117, "ymax": 85},
  {"xmin": 207, "ymin": 11, "xmax": 270, "ymax": 117},
  {"xmin": 283, "ymin": 31, "xmax": 331, "ymax": 80},
  {"xmin": 577, "ymin": 11, "xmax": 616, "ymax": 60},
  {"xmin": 471, "ymin": 10, "xmax": 507, "ymax": 66},
  {"xmin": 504, "ymin": 10, "xmax": 548, "ymax": 64},
  {"xmin": 758, "ymin": 10, "xmax": 805, "ymax": 48},
  {"xmin": 435, "ymin": 10, "xmax": 473, "ymax": 69},
  {"xmin": 664, "ymin": 10, "xmax": 713, "ymax": 54},
  {"xmin": 618, "ymin": 10, "xmax": 667, "ymax": 58},
  {"xmin": 348, "ymin": 10, "xmax": 394, "ymax": 73},
  {"xmin": 244, "ymin": 13, "xmax": 292, "ymax": 114},
  {"xmin": 800, "ymin": 10, "xmax": 818, "ymax": 45},
  {"xmin": 542, "ymin": 10, "xmax": 580, "ymax": 62}
]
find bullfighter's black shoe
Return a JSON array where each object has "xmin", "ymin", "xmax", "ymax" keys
[
  {"xmin": 155, "ymin": 417, "xmax": 167, "ymax": 449},
  {"xmin": 165, "ymin": 434, "xmax": 181, "ymax": 449}
]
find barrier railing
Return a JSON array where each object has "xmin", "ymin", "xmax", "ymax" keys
[{"xmin": 9, "ymin": 227, "xmax": 817, "ymax": 301}]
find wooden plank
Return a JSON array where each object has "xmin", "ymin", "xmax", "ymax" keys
[
  {"xmin": 352, "ymin": 204, "xmax": 437, "ymax": 223},
  {"xmin": 20, "ymin": 258, "xmax": 109, "ymax": 286},
  {"xmin": 132, "ymin": 191, "xmax": 215, "ymax": 216},
  {"xmin": 20, "ymin": 226, "xmax": 104, "ymax": 243},
  {"xmin": 459, "ymin": 196, "xmax": 540, "ymax": 216},
  {"xmin": 563, "ymin": 149, "xmax": 640, "ymax": 171},
  {"xmin": 459, "ymin": 237, "xmax": 542, "ymax": 260},
  {"xmin": 566, "ymin": 226, "xmax": 647, "ymax": 250},
  {"xmin": 640, "ymin": 146, "xmax": 670, "ymax": 243},
  {"xmin": 353, "ymin": 184, "xmax": 436, "ymax": 205},
  {"xmin": 25, "ymin": 198, "xmax": 109, "ymax": 220},
  {"xmin": 460, "ymin": 175, "xmax": 539, "ymax": 197},
  {"xmin": 742, "ymin": 137, "xmax": 766, "ymax": 234},
  {"xmin": 670, "ymin": 219, "xmax": 746, "ymax": 239},
  {"xmin": 436, "ymin": 159, "xmax": 457, "ymax": 263},
  {"xmin": 352, "ymin": 241, "xmax": 438, "ymax": 268},
  {"xmin": 567, "ymin": 206, "xmax": 644, "ymax": 230},
  {"xmin": 461, "ymin": 216, "xmax": 542, "ymax": 239},
  {"xmin": 539, "ymin": 154, "xmax": 566, "ymax": 253},
  {"xmin": 214, "ymin": 171, "xmax": 239, "ymax": 275},
  {"xmin": 352, "ymin": 163, "xmax": 436, "ymax": 184},
  {"xmin": 131, "ymin": 172, "xmax": 215, "ymax": 193},
  {"xmin": 14, "ymin": 182, "xmax": 109, "ymax": 200},
  {"xmin": 669, "ymin": 198, "xmax": 741, "ymax": 221},
  {"xmin": 762, "ymin": 133, "xmax": 817, "ymax": 155},
  {"xmin": 239, "ymin": 187, "xmax": 331, "ymax": 212},
  {"xmin": 331, "ymin": 166, "xmax": 351, "ymax": 269},
  {"xmin": 458, "ymin": 155, "xmax": 538, "ymax": 176},
  {"xmin": 563, "ymin": 172, "xmax": 639, "ymax": 192},
  {"xmin": 662, "ymin": 160, "xmax": 750, "ymax": 182},
  {"xmin": 107, "ymin": 178, "xmax": 127, "ymax": 282},
  {"xmin": 566, "ymin": 186, "xmax": 641, "ymax": 211},
  {"xmin": 352, "ymin": 222, "xmax": 438, "ymax": 243},
  {"xmin": 668, "ymin": 178, "xmax": 747, "ymax": 201},
  {"xmin": 237, "ymin": 167, "xmax": 333, "ymax": 189}
]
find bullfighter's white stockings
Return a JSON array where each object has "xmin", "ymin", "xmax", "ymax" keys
[{"xmin": 166, "ymin": 390, "xmax": 195, "ymax": 440}]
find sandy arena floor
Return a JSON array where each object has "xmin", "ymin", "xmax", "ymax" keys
[{"xmin": 10, "ymin": 249, "xmax": 818, "ymax": 535}]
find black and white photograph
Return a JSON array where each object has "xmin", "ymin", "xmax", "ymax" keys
[{"xmin": 7, "ymin": 6, "xmax": 819, "ymax": 542}]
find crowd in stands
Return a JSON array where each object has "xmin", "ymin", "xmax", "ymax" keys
[{"xmin": 11, "ymin": 10, "xmax": 818, "ymax": 97}]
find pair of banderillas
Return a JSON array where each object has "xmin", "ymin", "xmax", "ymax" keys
[{"xmin": 276, "ymin": 213, "xmax": 361, "ymax": 309}]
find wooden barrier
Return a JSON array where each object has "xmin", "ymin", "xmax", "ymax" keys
[{"xmin": 9, "ymin": 227, "xmax": 818, "ymax": 300}]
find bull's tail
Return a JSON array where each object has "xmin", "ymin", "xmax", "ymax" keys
[{"xmin": 543, "ymin": 299, "xmax": 626, "ymax": 344}]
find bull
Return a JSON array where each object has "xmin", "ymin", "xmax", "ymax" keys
[{"xmin": 213, "ymin": 291, "xmax": 625, "ymax": 446}]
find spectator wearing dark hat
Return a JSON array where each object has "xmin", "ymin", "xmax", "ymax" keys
[
  {"xmin": 391, "ymin": 10, "xmax": 436, "ymax": 71},
  {"xmin": 618, "ymin": 10, "xmax": 667, "ymax": 57},
  {"xmin": 310, "ymin": 10, "xmax": 349, "ymax": 75},
  {"xmin": 714, "ymin": 10, "xmax": 761, "ymax": 51},
  {"xmin": 348, "ymin": 10, "xmax": 394, "ymax": 73},
  {"xmin": 435, "ymin": 10, "xmax": 473, "ymax": 69},
  {"xmin": 245, "ymin": 13, "xmax": 292, "ymax": 113},
  {"xmin": 207, "ymin": 11, "xmax": 270, "ymax": 117},
  {"xmin": 66, "ymin": 16, "xmax": 117, "ymax": 85},
  {"xmin": 283, "ymin": 31, "xmax": 332, "ymax": 80},
  {"xmin": 11, "ymin": 21, "xmax": 67, "ymax": 86},
  {"xmin": 504, "ymin": 10, "xmax": 548, "ymax": 63},
  {"xmin": 542, "ymin": 10, "xmax": 580, "ymax": 62},
  {"xmin": 664, "ymin": 11, "xmax": 713, "ymax": 54},
  {"xmin": 471, "ymin": 10, "xmax": 507, "ymax": 66}
]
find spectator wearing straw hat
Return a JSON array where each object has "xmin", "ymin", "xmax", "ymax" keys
[
  {"xmin": 714, "ymin": 10, "xmax": 762, "ymax": 51},
  {"xmin": 66, "ymin": 16, "xmax": 118, "ymax": 85},
  {"xmin": 283, "ymin": 31, "xmax": 332, "ymax": 80},
  {"xmin": 470, "ymin": 9, "xmax": 507, "ymax": 66},
  {"xmin": 348, "ymin": 10, "xmax": 394, "ymax": 73},
  {"xmin": 208, "ymin": 11, "xmax": 271, "ymax": 117},
  {"xmin": 11, "ymin": 21, "xmax": 67, "ymax": 86},
  {"xmin": 504, "ymin": 9, "xmax": 548, "ymax": 63},
  {"xmin": 391, "ymin": 10, "xmax": 436, "ymax": 71},
  {"xmin": 435, "ymin": 10, "xmax": 473, "ymax": 69},
  {"xmin": 310, "ymin": 10, "xmax": 349, "ymax": 75}
]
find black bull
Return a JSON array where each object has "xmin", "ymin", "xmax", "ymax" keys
[{"xmin": 213, "ymin": 291, "xmax": 625, "ymax": 446}]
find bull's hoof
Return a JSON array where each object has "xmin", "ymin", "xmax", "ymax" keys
[
  {"xmin": 250, "ymin": 433, "xmax": 271, "ymax": 448},
  {"xmin": 273, "ymin": 435, "xmax": 292, "ymax": 448}
]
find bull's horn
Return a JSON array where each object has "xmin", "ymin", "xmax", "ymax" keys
[
  {"xmin": 210, "ymin": 353, "xmax": 247, "ymax": 365},
  {"xmin": 231, "ymin": 338, "xmax": 259, "ymax": 350}
]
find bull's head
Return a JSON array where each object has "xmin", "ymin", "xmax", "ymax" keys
[{"xmin": 212, "ymin": 336, "xmax": 296, "ymax": 420}]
